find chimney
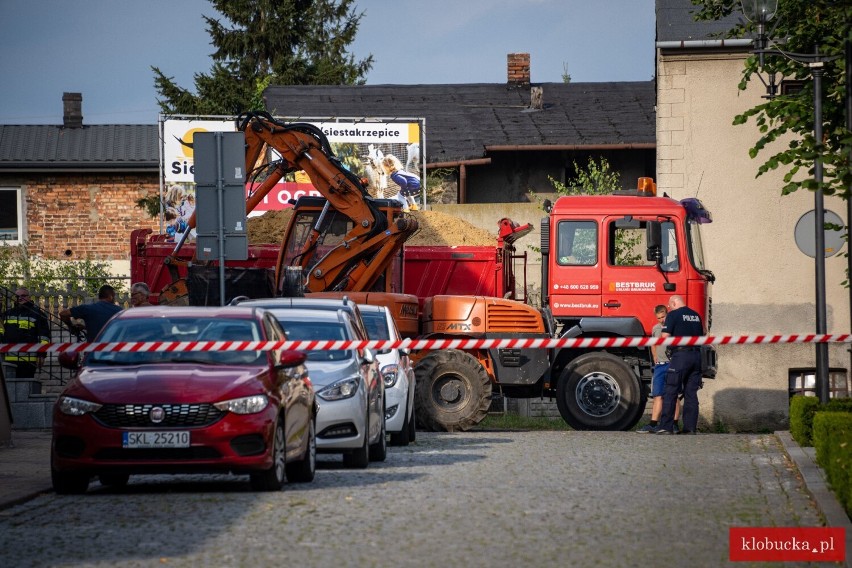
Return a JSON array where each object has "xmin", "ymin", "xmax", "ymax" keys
[
  {"xmin": 62, "ymin": 92, "xmax": 83, "ymax": 128},
  {"xmin": 507, "ymin": 53, "xmax": 530, "ymax": 86}
]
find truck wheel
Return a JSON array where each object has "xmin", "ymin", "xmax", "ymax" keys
[
  {"xmin": 415, "ymin": 350, "xmax": 492, "ymax": 432},
  {"xmin": 556, "ymin": 352, "xmax": 643, "ymax": 431}
]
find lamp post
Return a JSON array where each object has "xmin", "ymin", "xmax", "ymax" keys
[{"xmin": 740, "ymin": 0, "xmax": 831, "ymax": 402}]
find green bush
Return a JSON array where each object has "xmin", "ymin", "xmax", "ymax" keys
[
  {"xmin": 0, "ymin": 244, "xmax": 122, "ymax": 296},
  {"xmin": 790, "ymin": 395, "xmax": 821, "ymax": 446},
  {"xmin": 790, "ymin": 396, "xmax": 852, "ymax": 447},
  {"xmin": 812, "ymin": 412, "xmax": 852, "ymax": 518}
]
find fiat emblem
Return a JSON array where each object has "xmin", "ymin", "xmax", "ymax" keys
[{"xmin": 149, "ymin": 407, "xmax": 166, "ymax": 424}]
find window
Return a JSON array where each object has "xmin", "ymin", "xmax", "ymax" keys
[
  {"xmin": 609, "ymin": 220, "xmax": 679, "ymax": 272},
  {"xmin": 788, "ymin": 368, "xmax": 849, "ymax": 399},
  {"xmin": 0, "ymin": 187, "xmax": 23, "ymax": 243},
  {"xmin": 557, "ymin": 220, "xmax": 597, "ymax": 266}
]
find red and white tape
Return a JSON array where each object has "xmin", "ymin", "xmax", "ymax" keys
[{"xmin": 1, "ymin": 333, "xmax": 850, "ymax": 354}]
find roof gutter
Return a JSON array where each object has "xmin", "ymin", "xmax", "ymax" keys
[
  {"xmin": 656, "ymin": 39, "xmax": 752, "ymax": 49},
  {"xmin": 486, "ymin": 143, "xmax": 656, "ymax": 151},
  {"xmin": 426, "ymin": 157, "xmax": 492, "ymax": 169}
]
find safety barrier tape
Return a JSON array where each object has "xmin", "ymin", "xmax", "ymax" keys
[{"xmin": 0, "ymin": 333, "xmax": 850, "ymax": 354}]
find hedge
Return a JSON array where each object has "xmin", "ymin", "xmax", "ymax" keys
[
  {"xmin": 812, "ymin": 412, "xmax": 852, "ymax": 518},
  {"xmin": 789, "ymin": 396, "xmax": 852, "ymax": 447}
]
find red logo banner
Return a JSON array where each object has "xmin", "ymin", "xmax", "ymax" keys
[{"xmin": 729, "ymin": 527, "xmax": 845, "ymax": 562}]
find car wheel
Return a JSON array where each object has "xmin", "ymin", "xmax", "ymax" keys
[
  {"xmin": 250, "ymin": 418, "xmax": 287, "ymax": 491},
  {"xmin": 343, "ymin": 414, "xmax": 370, "ymax": 469},
  {"xmin": 370, "ymin": 408, "xmax": 387, "ymax": 462},
  {"xmin": 52, "ymin": 465, "xmax": 90, "ymax": 495},
  {"xmin": 98, "ymin": 474, "xmax": 130, "ymax": 488},
  {"xmin": 390, "ymin": 407, "xmax": 411, "ymax": 447},
  {"xmin": 286, "ymin": 419, "xmax": 316, "ymax": 483}
]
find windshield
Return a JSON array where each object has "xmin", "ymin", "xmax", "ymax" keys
[
  {"xmin": 359, "ymin": 312, "xmax": 390, "ymax": 340},
  {"xmin": 686, "ymin": 220, "xmax": 708, "ymax": 271},
  {"xmin": 278, "ymin": 319, "xmax": 352, "ymax": 362},
  {"xmin": 87, "ymin": 317, "xmax": 265, "ymax": 366}
]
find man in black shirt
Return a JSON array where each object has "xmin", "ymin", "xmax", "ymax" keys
[{"xmin": 656, "ymin": 294, "xmax": 705, "ymax": 435}]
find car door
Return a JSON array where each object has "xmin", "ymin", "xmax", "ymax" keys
[{"xmin": 266, "ymin": 315, "xmax": 308, "ymax": 458}]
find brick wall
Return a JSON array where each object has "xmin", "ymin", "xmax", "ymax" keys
[
  {"xmin": 507, "ymin": 53, "xmax": 530, "ymax": 85},
  {"xmin": 12, "ymin": 173, "xmax": 159, "ymax": 261}
]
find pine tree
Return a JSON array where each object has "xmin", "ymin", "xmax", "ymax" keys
[{"xmin": 152, "ymin": 0, "xmax": 373, "ymax": 116}]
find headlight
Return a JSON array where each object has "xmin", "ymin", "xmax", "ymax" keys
[
  {"xmin": 214, "ymin": 394, "xmax": 268, "ymax": 414},
  {"xmin": 57, "ymin": 396, "xmax": 102, "ymax": 416},
  {"xmin": 381, "ymin": 364, "xmax": 400, "ymax": 388},
  {"xmin": 317, "ymin": 377, "xmax": 360, "ymax": 401}
]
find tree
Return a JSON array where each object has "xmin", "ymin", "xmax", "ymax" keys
[
  {"xmin": 561, "ymin": 62, "xmax": 572, "ymax": 84},
  {"xmin": 152, "ymin": 0, "xmax": 373, "ymax": 116},
  {"xmin": 691, "ymin": 1, "xmax": 852, "ymax": 201}
]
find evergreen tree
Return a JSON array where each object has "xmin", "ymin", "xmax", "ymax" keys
[{"xmin": 152, "ymin": 0, "xmax": 373, "ymax": 116}]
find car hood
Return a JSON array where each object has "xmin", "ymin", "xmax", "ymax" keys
[
  {"xmin": 304, "ymin": 358, "xmax": 360, "ymax": 387},
  {"xmin": 65, "ymin": 364, "xmax": 268, "ymax": 404}
]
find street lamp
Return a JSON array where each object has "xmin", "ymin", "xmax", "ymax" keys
[{"xmin": 739, "ymin": 0, "xmax": 832, "ymax": 403}]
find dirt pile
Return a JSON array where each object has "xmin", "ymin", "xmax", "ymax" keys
[{"xmin": 247, "ymin": 209, "xmax": 496, "ymax": 247}]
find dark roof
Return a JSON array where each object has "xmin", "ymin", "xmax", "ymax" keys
[
  {"xmin": 0, "ymin": 124, "xmax": 159, "ymax": 171},
  {"xmin": 656, "ymin": 0, "xmax": 743, "ymax": 42},
  {"xmin": 263, "ymin": 82, "xmax": 656, "ymax": 164}
]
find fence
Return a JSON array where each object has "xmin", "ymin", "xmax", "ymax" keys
[{"xmin": 0, "ymin": 280, "xmax": 131, "ymax": 392}]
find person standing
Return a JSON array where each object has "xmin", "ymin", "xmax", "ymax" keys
[
  {"xmin": 1, "ymin": 287, "xmax": 50, "ymax": 379},
  {"xmin": 129, "ymin": 282, "xmax": 152, "ymax": 307},
  {"xmin": 59, "ymin": 284, "xmax": 123, "ymax": 341},
  {"xmin": 381, "ymin": 155, "xmax": 421, "ymax": 212},
  {"xmin": 637, "ymin": 304, "xmax": 681, "ymax": 433},
  {"xmin": 656, "ymin": 295, "xmax": 704, "ymax": 435}
]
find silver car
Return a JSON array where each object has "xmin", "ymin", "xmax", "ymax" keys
[
  {"xmin": 358, "ymin": 304, "xmax": 416, "ymax": 446},
  {"xmin": 241, "ymin": 302, "xmax": 386, "ymax": 468}
]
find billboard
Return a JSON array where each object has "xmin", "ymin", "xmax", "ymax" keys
[{"xmin": 159, "ymin": 117, "xmax": 425, "ymax": 238}]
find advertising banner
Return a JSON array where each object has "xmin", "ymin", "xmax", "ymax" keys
[{"xmin": 160, "ymin": 117, "xmax": 425, "ymax": 238}]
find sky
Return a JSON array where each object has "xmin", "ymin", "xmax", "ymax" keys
[{"xmin": 0, "ymin": 0, "xmax": 656, "ymax": 125}]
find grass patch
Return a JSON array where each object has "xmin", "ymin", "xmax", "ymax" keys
[{"xmin": 474, "ymin": 412, "xmax": 572, "ymax": 431}]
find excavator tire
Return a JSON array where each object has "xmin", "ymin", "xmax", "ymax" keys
[
  {"xmin": 414, "ymin": 350, "xmax": 492, "ymax": 432},
  {"xmin": 555, "ymin": 351, "xmax": 643, "ymax": 431}
]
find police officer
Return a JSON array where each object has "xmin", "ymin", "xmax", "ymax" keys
[{"xmin": 656, "ymin": 294, "xmax": 704, "ymax": 435}]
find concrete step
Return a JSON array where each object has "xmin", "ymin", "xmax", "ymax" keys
[{"xmin": 10, "ymin": 396, "xmax": 54, "ymax": 430}]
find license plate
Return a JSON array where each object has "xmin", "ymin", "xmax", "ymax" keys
[{"xmin": 122, "ymin": 431, "xmax": 190, "ymax": 448}]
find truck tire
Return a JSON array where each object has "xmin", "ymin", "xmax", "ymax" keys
[
  {"xmin": 555, "ymin": 352, "xmax": 643, "ymax": 431},
  {"xmin": 415, "ymin": 350, "xmax": 492, "ymax": 432}
]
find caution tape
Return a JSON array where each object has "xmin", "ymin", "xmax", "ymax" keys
[{"xmin": 0, "ymin": 333, "xmax": 850, "ymax": 354}]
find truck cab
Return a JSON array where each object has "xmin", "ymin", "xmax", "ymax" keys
[{"xmin": 542, "ymin": 179, "xmax": 714, "ymax": 337}]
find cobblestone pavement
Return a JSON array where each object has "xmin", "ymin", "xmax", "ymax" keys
[{"xmin": 0, "ymin": 431, "xmax": 837, "ymax": 567}]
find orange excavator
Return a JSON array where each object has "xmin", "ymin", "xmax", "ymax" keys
[{"xmin": 157, "ymin": 111, "xmax": 420, "ymax": 328}]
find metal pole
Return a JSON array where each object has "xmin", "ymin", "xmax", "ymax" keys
[
  {"xmin": 812, "ymin": 48, "xmax": 830, "ymax": 403},
  {"xmin": 216, "ymin": 133, "xmax": 226, "ymax": 307}
]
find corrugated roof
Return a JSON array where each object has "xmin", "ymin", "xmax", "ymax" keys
[
  {"xmin": 263, "ymin": 81, "xmax": 656, "ymax": 163},
  {"xmin": 0, "ymin": 124, "xmax": 159, "ymax": 170}
]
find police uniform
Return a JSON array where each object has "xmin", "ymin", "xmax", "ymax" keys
[{"xmin": 657, "ymin": 305, "xmax": 704, "ymax": 434}]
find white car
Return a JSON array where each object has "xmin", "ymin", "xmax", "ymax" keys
[
  {"xmin": 358, "ymin": 304, "xmax": 416, "ymax": 446},
  {"xmin": 240, "ymin": 302, "xmax": 386, "ymax": 468}
]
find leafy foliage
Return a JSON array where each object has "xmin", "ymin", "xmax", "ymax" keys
[
  {"xmin": 153, "ymin": 0, "xmax": 373, "ymax": 116},
  {"xmin": 0, "ymin": 244, "xmax": 122, "ymax": 295},
  {"xmin": 691, "ymin": 1, "xmax": 852, "ymax": 201}
]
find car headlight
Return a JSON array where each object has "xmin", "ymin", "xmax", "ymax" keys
[
  {"xmin": 214, "ymin": 394, "xmax": 269, "ymax": 414},
  {"xmin": 317, "ymin": 377, "xmax": 360, "ymax": 401},
  {"xmin": 381, "ymin": 364, "xmax": 400, "ymax": 388},
  {"xmin": 57, "ymin": 396, "xmax": 102, "ymax": 416}
]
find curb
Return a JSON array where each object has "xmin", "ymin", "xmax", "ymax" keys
[{"xmin": 775, "ymin": 430, "xmax": 851, "ymax": 568}]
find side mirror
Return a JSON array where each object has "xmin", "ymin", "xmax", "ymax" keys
[
  {"xmin": 275, "ymin": 350, "xmax": 308, "ymax": 370},
  {"xmin": 58, "ymin": 352, "xmax": 81, "ymax": 370},
  {"xmin": 361, "ymin": 348, "xmax": 375, "ymax": 365},
  {"xmin": 646, "ymin": 221, "xmax": 662, "ymax": 262},
  {"xmin": 399, "ymin": 347, "xmax": 410, "ymax": 357}
]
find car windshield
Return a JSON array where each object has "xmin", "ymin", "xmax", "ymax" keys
[
  {"xmin": 359, "ymin": 312, "xmax": 390, "ymax": 340},
  {"xmin": 278, "ymin": 319, "xmax": 351, "ymax": 362},
  {"xmin": 87, "ymin": 317, "xmax": 265, "ymax": 366}
]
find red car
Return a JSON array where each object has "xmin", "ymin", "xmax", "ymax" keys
[{"xmin": 52, "ymin": 306, "xmax": 316, "ymax": 493}]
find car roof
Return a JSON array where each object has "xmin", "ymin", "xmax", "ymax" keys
[
  {"xmin": 237, "ymin": 297, "xmax": 358, "ymax": 309},
  {"xmin": 112, "ymin": 305, "xmax": 263, "ymax": 320}
]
